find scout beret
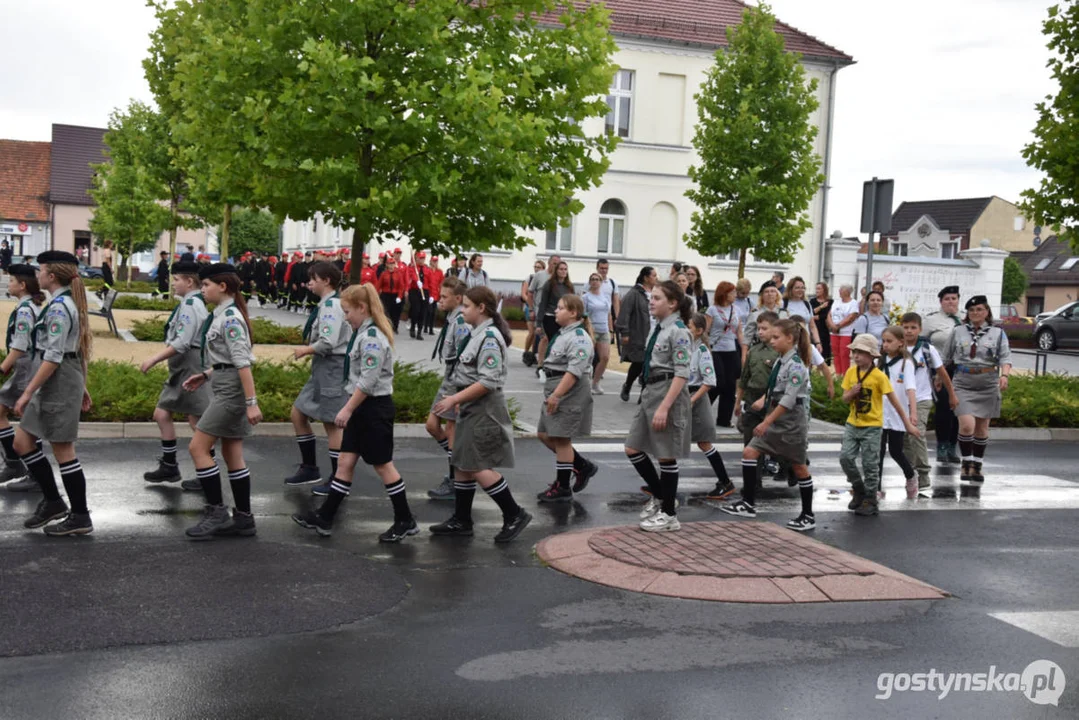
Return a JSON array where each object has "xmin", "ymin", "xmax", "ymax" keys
[
  {"xmin": 198, "ymin": 262, "xmax": 238, "ymax": 280},
  {"xmin": 759, "ymin": 280, "xmax": 777, "ymax": 293},
  {"xmin": 171, "ymin": 261, "xmax": 201, "ymax": 275},
  {"xmin": 938, "ymin": 285, "xmax": 960, "ymax": 299},
  {"xmin": 37, "ymin": 250, "xmax": 79, "ymax": 265},
  {"xmin": 965, "ymin": 295, "xmax": 989, "ymax": 310},
  {"xmin": 7, "ymin": 263, "xmax": 37, "ymax": 278}
]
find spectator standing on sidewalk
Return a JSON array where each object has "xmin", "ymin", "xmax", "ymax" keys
[
  {"xmin": 0, "ymin": 240, "xmax": 12, "ymax": 273},
  {"xmin": 583, "ymin": 273, "xmax": 613, "ymax": 394},
  {"xmin": 705, "ymin": 281, "xmax": 743, "ymax": 427},
  {"xmin": 535, "ymin": 261, "xmax": 574, "ymax": 376},
  {"xmin": 615, "ymin": 266, "xmax": 656, "ymax": 402},
  {"xmin": 463, "ymin": 253, "xmax": 489, "ymax": 288},
  {"xmin": 811, "ymin": 282, "xmax": 833, "ymax": 364},
  {"xmin": 827, "ymin": 284, "xmax": 860, "ymax": 376}
]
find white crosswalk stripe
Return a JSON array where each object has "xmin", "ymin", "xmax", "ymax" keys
[{"xmin": 988, "ymin": 611, "xmax": 1079, "ymax": 648}]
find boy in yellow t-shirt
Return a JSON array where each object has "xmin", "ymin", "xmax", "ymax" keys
[{"xmin": 840, "ymin": 334, "xmax": 920, "ymax": 516}]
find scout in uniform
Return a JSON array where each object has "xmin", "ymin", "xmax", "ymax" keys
[
  {"xmin": 535, "ymin": 294, "xmax": 599, "ymax": 503},
  {"xmin": 944, "ymin": 295, "xmax": 1012, "ymax": 484},
  {"xmin": 0, "ymin": 264, "xmax": 45, "ymax": 490},
  {"xmin": 180, "ymin": 264, "xmax": 262, "ymax": 540},
  {"xmin": 283, "ymin": 262, "xmax": 351, "ymax": 495},
  {"xmin": 728, "ymin": 310, "xmax": 781, "ymax": 495},
  {"xmin": 430, "ymin": 286, "xmax": 532, "ymax": 543},
  {"xmin": 425, "ymin": 276, "xmax": 472, "ymax": 501},
  {"xmin": 293, "ymin": 284, "xmax": 417, "ymax": 541},
  {"xmin": 140, "ymin": 261, "xmax": 212, "ymax": 486},
  {"xmin": 14, "ymin": 251, "xmax": 95, "ymax": 536},
  {"xmin": 900, "ymin": 312, "xmax": 958, "ymax": 491},
  {"xmin": 923, "ymin": 285, "xmax": 964, "ymax": 463},
  {"xmin": 624, "ymin": 280, "xmax": 693, "ymax": 533},
  {"xmin": 686, "ymin": 313, "xmax": 734, "ymax": 499}
]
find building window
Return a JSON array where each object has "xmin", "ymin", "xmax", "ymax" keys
[
  {"xmin": 890, "ymin": 241, "xmax": 908, "ymax": 257},
  {"xmin": 546, "ymin": 221, "xmax": 573, "ymax": 253},
  {"xmin": 1062, "ymin": 257, "xmax": 1079, "ymax": 271},
  {"xmin": 940, "ymin": 241, "xmax": 958, "ymax": 259},
  {"xmin": 1035, "ymin": 258, "xmax": 1052, "ymax": 271},
  {"xmin": 597, "ymin": 199, "xmax": 626, "ymax": 255},
  {"xmin": 605, "ymin": 69, "xmax": 634, "ymax": 138}
]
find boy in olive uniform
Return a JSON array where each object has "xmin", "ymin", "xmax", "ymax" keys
[{"xmin": 731, "ymin": 311, "xmax": 780, "ymax": 491}]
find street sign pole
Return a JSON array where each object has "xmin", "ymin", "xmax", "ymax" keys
[
  {"xmin": 865, "ymin": 176, "xmax": 877, "ymax": 295},
  {"xmin": 860, "ymin": 177, "xmax": 894, "ymax": 296}
]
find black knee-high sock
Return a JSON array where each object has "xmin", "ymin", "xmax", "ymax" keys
[
  {"xmin": 703, "ymin": 447, "xmax": 730, "ymax": 484},
  {"xmin": 484, "ymin": 476, "xmax": 521, "ymax": 520},
  {"xmin": 197, "ymin": 465, "xmax": 224, "ymax": 506},
  {"xmin": 0, "ymin": 427, "xmax": 19, "ymax": 464},
  {"xmin": 228, "ymin": 467, "xmax": 251, "ymax": 513},
  {"xmin": 572, "ymin": 449, "xmax": 590, "ymax": 473},
  {"xmin": 22, "ymin": 447, "xmax": 60, "ymax": 501},
  {"xmin": 437, "ymin": 437, "xmax": 455, "ymax": 479},
  {"xmin": 296, "ymin": 433, "xmax": 317, "ymax": 467},
  {"xmin": 798, "ymin": 475, "xmax": 814, "ymax": 516},
  {"xmin": 328, "ymin": 448, "xmax": 339, "ymax": 479},
  {"xmin": 659, "ymin": 461, "xmax": 679, "ymax": 516},
  {"xmin": 58, "ymin": 458, "xmax": 88, "ymax": 514},
  {"xmin": 384, "ymin": 478, "xmax": 412, "ymax": 521},
  {"xmin": 972, "ymin": 436, "xmax": 987, "ymax": 460},
  {"xmin": 958, "ymin": 434, "xmax": 974, "ymax": 462},
  {"xmin": 741, "ymin": 459, "xmax": 758, "ymax": 506},
  {"xmin": 555, "ymin": 462, "xmax": 574, "ymax": 490},
  {"xmin": 319, "ymin": 477, "xmax": 351, "ymax": 520},
  {"xmin": 161, "ymin": 438, "xmax": 178, "ymax": 466},
  {"xmin": 454, "ymin": 480, "xmax": 476, "ymax": 523},
  {"xmin": 628, "ymin": 452, "xmax": 661, "ymax": 496}
]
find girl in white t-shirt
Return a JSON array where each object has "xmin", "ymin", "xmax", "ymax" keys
[{"xmin": 877, "ymin": 326, "xmax": 918, "ymax": 498}]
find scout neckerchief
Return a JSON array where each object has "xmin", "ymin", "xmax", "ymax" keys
[
  {"xmin": 910, "ymin": 338, "xmax": 931, "ymax": 370},
  {"xmin": 199, "ymin": 297, "xmax": 233, "ymax": 367},
  {"xmin": 432, "ymin": 318, "xmax": 449, "ymax": 361},
  {"xmin": 641, "ymin": 322, "xmax": 663, "ymax": 383},
  {"xmin": 852, "ymin": 363, "xmax": 874, "ymax": 418},
  {"xmin": 717, "ymin": 305, "xmax": 735, "ymax": 334},
  {"xmin": 30, "ymin": 288, "xmax": 72, "ymax": 355},
  {"xmin": 6, "ymin": 297, "xmax": 33, "ymax": 351},
  {"xmin": 543, "ymin": 327, "xmax": 562, "ymax": 361},
  {"xmin": 342, "ymin": 323, "xmax": 364, "ymax": 381},
  {"xmin": 964, "ymin": 322, "xmax": 991, "ymax": 359},
  {"xmin": 765, "ymin": 356, "xmax": 783, "ymax": 405},
  {"xmin": 303, "ymin": 291, "xmax": 338, "ymax": 343},
  {"xmin": 881, "ymin": 353, "xmax": 904, "ymax": 378}
]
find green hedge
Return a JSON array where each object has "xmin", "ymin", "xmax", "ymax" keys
[
  {"xmin": 86, "ymin": 279, "xmax": 159, "ymax": 294},
  {"xmin": 130, "ymin": 315, "xmax": 304, "ymax": 345},
  {"xmin": 502, "ymin": 306, "xmax": 525, "ymax": 322},
  {"xmin": 113, "ymin": 295, "xmax": 180, "ymax": 311},
  {"xmin": 84, "ymin": 359, "xmax": 441, "ymax": 422},
  {"xmin": 810, "ymin": 372, "xmax": 1079, "ymax": 428}
]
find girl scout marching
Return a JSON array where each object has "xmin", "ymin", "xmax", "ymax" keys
[{"xmin": 0, "ymin": 264, "xmax": 44, "ymax": 491}]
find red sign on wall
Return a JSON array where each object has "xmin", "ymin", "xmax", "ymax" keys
[{"xmin": 17, "ymin": 223, "xmax": 28, "ymax": 232}]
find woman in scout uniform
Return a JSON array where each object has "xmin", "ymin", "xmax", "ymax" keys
[
  {"xmin": 13, "ymin": 251, "xmax": 94, "ymax": 535},
  {"xmin": 425, "ymin": 276, "xmax": 471, "ymax": 501},
  {"xmin": 0, "ymin": 264, "xmax": 44, "ymax": 490},
  {"xmin": 536, "ymin": 294, "xmax": 599, "ymax": 503},
  {"xmin": 293, "ymin": 284, "xmax": 417, "ymax": 541},
  {"xmin": 139, "ymin": 261, "xmax": 212, "ymax": 486},
  {"xmin": 180, "ymin": 263, "xmax": 262, "ymax": 540},
  {"xmin": 945, "ymin": 295, "xmax": 1011, "ymax": 484},
  {"xmin": 624, "ymin": 280, "xmax": 693, "ymax": 533},
  {"xmin": 721, "ymin": 319, "xmax": 817, "ymax": 531},
  {"xmin": 686, "ymin": 313, "xmax": 734, "ymax": 500},
  {"xmin": 283, "ymin": 261, "xmax": 351, "ymax": 494},
  {"xmin": 430, "ymin": 286, "xmax": 532, "ymax": 543}
]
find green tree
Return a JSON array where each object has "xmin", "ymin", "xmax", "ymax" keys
[
  {"xmin": 1001, "ymin": 256, "xmax": 1030, "ymax": 306},
  {"xmin": 1022, "ymin": 1, "xmax": 1079, "ymax": 249},
  {"xmin": 685, "ymin": 2, "xmax": 824, "ymax": 278},
  {"xmin": 89, "ymin": 104, "xmax": 170, "ymax": 287},
  {"xmin": 147, "ymin": 0, "xmax": 618, "ymax": 282},
  {"xmin": 224, "ymin": 208, "xmax": 279, "ymax": 257}
]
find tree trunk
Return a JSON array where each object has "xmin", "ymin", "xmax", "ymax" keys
[
  {"xmin": 220, "ymin": 204, "xmax": 232, "ymax": 260},
  {"xmin": 349, "ymin": 218, "xmax": 370, "ymax": 285},
  {"xmin": 168, "ymin": 196, "xmax": 178, "ymax": 292},
  {"xmin": 127, "ymin": 234, "xmax": 136, "ymax": 289},
  {"xmin": 738, "ymin": 247, "xmax": 747, "ymax": 279}
]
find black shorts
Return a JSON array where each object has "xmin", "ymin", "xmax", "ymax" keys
[
  {"xmin": 340, "ymin": 395, "xmax": 395, "ymax": 465},
  {"xmin": 542, "ymin": 314, "xmax": 558, "ymax": 339}
]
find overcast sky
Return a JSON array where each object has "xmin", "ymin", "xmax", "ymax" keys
[{"xmin": 1, "ymin": 0, "xmax": 1058, "ymax": 247}]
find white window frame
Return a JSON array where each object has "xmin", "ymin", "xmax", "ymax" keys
[
  {"xmin": 605, "ymin": 69, "xmax": 634, "ymax": 139},
  {"xmin": 597, "ymin": 200, "xmax": 626, "ymax": 256},
  {"xmin": 546, "ymin": 221, "xmax": 573, "ymax": 253},
  {"xmin": 1062, "ymin": 257, "xmax": 1079, "ymax": 271},
  {"xmin": 940, "ymin": 241, "xmax": 958, "ymax": 259},
  {"xmin": 890, "ymin": 241, "xmax": 909, "ymax": 257}
]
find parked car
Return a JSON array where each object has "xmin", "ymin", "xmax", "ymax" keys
[
  {"xmin": 1034, "ymin": 300, "xmax": 1079, "ymax": 350},
  {"xmin": 78, "ymin": 263, "xmax": 104, "ymax": 280},
  {"xmin": 996, "ymin": 305, "xmax": 1034, "ymax": 331}
]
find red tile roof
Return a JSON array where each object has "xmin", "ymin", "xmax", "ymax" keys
[
  {"xmin": 0, "ymin": 140, "xmax": 51, "ymax": 222},
  {"xmin": 579, "ymin": 0, "xmax": 852, "ymax": 63}
]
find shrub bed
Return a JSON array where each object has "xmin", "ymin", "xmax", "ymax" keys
[
  {"xmin": 86, "ymin": 279, "xmax": 159, "ymax": 294},
  {"xmin": 113, "ymin": 295, "xmax": 180, "ymax": 312},
  {"xmin": 130, "ymin": 315, "xmax": 304, "ymax": 345}
]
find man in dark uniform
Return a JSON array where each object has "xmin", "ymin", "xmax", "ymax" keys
[
  {"xmin": 253, "ymin": 253, "xmax": 272, "ymax": 306},
  {"xmin": 291, "ymin": 253, "xmax": 311, "ymax": 313},
  {"xmin": 180, "ymin": 245, "xmax": 195, "ymax": 263},
  {"xmin": 237, "ymin": 253, "xmax": 255, "ymax": 300},
  {"xmin": 302, "ymin": 251, "xmax": 318, "ymax": 310},
  {"xmin": 275, "ymin": 254, "xmax": 290, "ymax": 307},
  {"xmin": 155, "ymin": 251, "xmax": 170, "ymax": 297}
]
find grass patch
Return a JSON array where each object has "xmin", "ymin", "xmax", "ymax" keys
[{"xmin": 130, "ymin": 315, "xmax": 304, "ymax": 345}]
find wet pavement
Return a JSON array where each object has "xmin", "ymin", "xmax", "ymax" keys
[{"xmin": 2, "ymin": 437, "xmax": 1077, "ymax": 718}]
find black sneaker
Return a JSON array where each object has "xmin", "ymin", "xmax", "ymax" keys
[
  {"xmin": 571, "ymin": 461, "xmax": 598, "ymax": 493},
  {"xmin": 215, "ymin": 510, "xmax": 257, "ymax": 537},
  {"xmin": 180, "ymin": 478, "xmax": 203, "ymax": 492},
  {"xmin": 720, "ymin": 500, "xmax": 757, "ymax": 518},
  {"xmin": 786, "ymin": 513, "xmax": 816, "ymax": 532},
  {"xmin": 311, "ymin": 481, "xmax": 331, "ymax": 497},
  {"xmin": 537, "ymin": 481, "xmax": 572, "ymax": 503},
  {"xmin": 144, "ymin": 461, "xmax": 182, "ymax": 483},
  {"xmin": 620, "ymin": 386, "xmax": 630, "ymax": 402},
  {"xmin": 5, "ymin": 476, "xmax": 42, "ymax": 493},
  {"xmin": 43, "ymin": 512, "xmax": 93, "ymax": 537},
  {"xmin": 429, "ymin": 516, "xmax": 474, "ymax": 537},
  {"xmin": 427, "ymin": 476, "xmax": 455, "ymax": 500},
  {"xmin": 24, "ymin": 498, "xmax": 69, "ymax": 529},
  {"xmin": 284, "ymin": 464, "xmax": 322, "ymax": 486},
  {"xmin": 185, "ymin": 504, "xmax": 232, "ymax": 540},
  {"xmin": 292, "ymin": 510, "xmax": 333, "ymax": 537},
  {"xmin": 705, "ymin": 482, "xmax": 737, "ymax": 501},
  {"xmin": 494, "ymin": 509, "xmax": 532, "ymax": 543},
  {"xmin": 848, "ymin": 486, "xmax": 866, "ymax": 510},
  {"xmin": 969, "ymin": 462, "xmax": 985, "ymax": 484},
  {"xmin": 854, "ymin": 499, "xmax": 879, "ymax": 516},
  {"xmin": 0, "ymin": 462, "xmax": 28, "ymax": 483},
  {"xmin": 379, "ymin": 517, "xmax": 420, "ymax": 543}
]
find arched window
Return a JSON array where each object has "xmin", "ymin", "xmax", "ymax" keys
[{"xmin": 598, "ymin": 199, "xmax": 626, "ymax": 255}]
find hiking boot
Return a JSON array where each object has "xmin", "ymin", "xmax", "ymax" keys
[
  {"xmin": 640, "ymin": 511, "xmax": 681, "ymax": 533},
  {"xmin": 292, "ymin": 510, "xmax": 333, "ymax": 537},
  {"xmin": 143, "ymin": 460, "xmax": 182, "ymax": 483},
  {"xmin": 571, "ymin": 460, "xmax": 599, "ymax": 493},
  {"xmin": 969, "ymin": 462, "xmax": 985, "ymax": 484},
  {"xmin": 848, "ymin": 485, "xmax": 866, "ymax": 510},
  {"xmin": 705, "ymin": 482, "xmax": 737, "ymax": 501},
  {"xmin": 215, "ymin": 510, "xmax": 257, "ymax": 537},
  {"xmin": 24, "ymin": 498, "xmax": 69, "ymax": 529},
  {"xmin": 5, "ymin": 476, "xmax": 41, "ymax": 493},
  {"xmin": 427, "ymin": 476, "xmax": 455, "ymax": 501},
  {"xmin": 537, "ymin": 481, "xmax": 572, "ymax": 503},
  {"xmin": 854, "ymin": 499, "xmax": 879, "ymax": 516},
  {"xmin": 430, "ymin": 516, "xmax": 474, "ymax": 537},
  {"xmin": 43, "ymin": 512, "xmax": 93, "ymax": 537},
  {"xmin": 379, "ymin": 517, "xmax": 420, "ymax": 543},
  {"xmin": 719, "ymin": 499, "xmax": 757, "ymax": 518},
  {"xmin": 180, "ymin": 478, "xmax": 203, "ymax": 492},
  {"xmin": 786, "ymin": 513, "xmax": 816, "ymax": 532},
  {"xmin": 494, "ymin": 509, "xmax": 532, "ymax": 543},
  {"xmin": 0, "ymin": 461, "xmax": 28, "ymax": 483},
  {"xmin": 946, "ymin": 444, "xmax": 962, "ymax": 464},
  {"xmin": 639, "ymin": 496, "xmax": 662, "ymax": 519},
  {"xmin": 960, "ymin": 461, "xmax": 973, "ymax": 481},
  {"xmin": 284, "ymin": 464, "xmax": 322, "ymax": 486},
  {"xmin": 185, "ymin": 504, "xmax": 232, "ymax": 541}
]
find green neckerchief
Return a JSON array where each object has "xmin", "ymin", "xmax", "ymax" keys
[
  {"xmin": 6, "ymin": 298, "xmax": 32, "ymax": 351},
  {"xmin": 882, "ymin": 354, "xmax": 903, "ymax": 378},
  {"xmin": 765, "ymin": 358, "xmax": 782, "ymax": 403},
  {"xmin": 30, "ymin": 289, "xmax": 72, "ymax": 355},
  {"xmin": 544, "ymin": 328, "xmax": 561, "ymax": 361},
  {"xmin": 342, "ymin": 326, "xmax": 360, "ymax": 381},
  {"xmin": 303, "ymin": 291, "xmax": 338, "ymax": 343},
  {"xmin": 641, "ymin": 323, "xmax": 663, "ymax": 382},
  {"xmin": 197, "ymin": 314, "xmax": 215, "ymax": 367}
]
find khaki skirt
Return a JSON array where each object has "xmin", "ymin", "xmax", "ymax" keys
[
  {"xmin": 430, "ymin": 375, "xmax": 459, "ymax": 421},
  {"xmin": 536, "ymin": 372, "xmax": 593, "ymax": 438},
  {"xmin": 954, "ymin": 369, "xmax": 1001, "ymax": 419},
  {"xmin": 20, "ymin": 355, "xmax": 84, "ymax": 443},
  {"xmin": 625, "ymin": 379, "xmax": 691, "ymax": 459},
  {"xmin": 157, "ymin": 350, "xmax": 210, "ymax": 416},
  {"xmin": 690, "ymin": 390, "xmax": 716, "ymax": 444},
  {"xmin": 748, "ymin": 399, "xmax": 808, "ymax": 465},
  {"xmin": 0, "ymin": 353, "xmax": 34, "ymax": 408},
  {"xmin": 452, "ymin": 389, "xmax": 514, "ymax": 471},
  {"xmin": 293, "ymin": 354, "xmax": 347, "ymax": 423},
  {"xmin": 196, "ymin": 368, "xmax": 251, "ymax": 439}
]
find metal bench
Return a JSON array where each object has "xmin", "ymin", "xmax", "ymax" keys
[{"xmin": 88, "ymin": 289, "xmax": 120, "ymax": 338}]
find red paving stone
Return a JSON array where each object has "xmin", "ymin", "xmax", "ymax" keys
[{"xmin": 536, "ymin": 521, "xmax": 950, "ymax": 604}]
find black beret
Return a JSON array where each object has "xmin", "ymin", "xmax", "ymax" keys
[
  {"xmin": 759, "ymin": 280, "xmax": 777, "ymax": 293},
  {"xmin": 198, "ymin": 262, "xmax": 238, "ymax": 280},
  {"xmin": 938, "ymin": 285, "xmax": 960, "ymax": 299},
  {"xmin": 37, "ymin": 250, "xmax": 79, "ymax": 265},
  {"xmin": 7, "ymin": 263, "xmax": 37, "ymax": 278},
  {"xmin": 965, "ymin": 295, "xmax": 989, "ymax": 310},
  {"xmin": 171, "ymin": 261, "xmax": 201, "ymax": 275}
]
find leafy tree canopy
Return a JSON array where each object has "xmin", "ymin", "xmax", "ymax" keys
[
  {"xmin": 224, "ymin": 208, "xmax": 279, "ymax": 257},
  {"xmin": 1001, "ymin": 255, "xmax": 1030, "ymax": 306}
]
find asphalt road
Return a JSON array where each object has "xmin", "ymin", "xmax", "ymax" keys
[{"xmin": 1, "ymin": 438, "xmax": 1076, "ymax": 719}]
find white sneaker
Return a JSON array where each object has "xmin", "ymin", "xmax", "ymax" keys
[
  {"xmin": 639, "ymin": 497, "xmax": 662, "ymax": 519},
  {"xmin": 592, "ymin": 384, "xmax": 605, "ymax": 395},
  {"xmin": 640, "ymin": 511, "xmax": 681, "ymax": 533}
]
